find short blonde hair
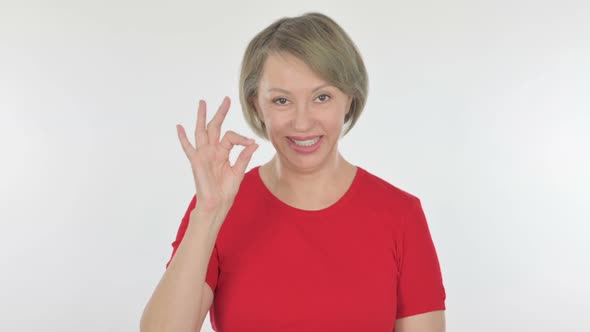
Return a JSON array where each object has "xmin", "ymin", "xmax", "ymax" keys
[{"xmin": 239, "ymin": 12, "xmax": 369, "ymax": 139}]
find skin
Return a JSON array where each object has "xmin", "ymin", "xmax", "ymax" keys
[
  {"xmin": 141, "ymin": 98, "xmax": 258, "ymax": 332},
  {"xmin": 253, "ymin": 52, "xmax": 358, "ymax": 210},
  {"xmin": 395, "ymin": 311, "xmax": 446, "ymax": 332}
]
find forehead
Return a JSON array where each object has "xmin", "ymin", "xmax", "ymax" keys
[{"xmin": 259, "ymin": 52, "xmax": 327, "ymax": 91}]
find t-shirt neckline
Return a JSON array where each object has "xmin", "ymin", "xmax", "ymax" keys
[{"xmin": 253, "ymin": 165, "xmax": 365, "ymax": 217}]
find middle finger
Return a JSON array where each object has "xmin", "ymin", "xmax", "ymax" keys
[{"xmin": 195, "ymin": 100, "xmax": 208, "ymax": 148}]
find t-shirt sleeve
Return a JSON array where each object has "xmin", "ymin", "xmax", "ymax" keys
[
  {"xmin": 165, "ymin": 195, "xmax": 220, "ymax": 292},
  {"xmin": 395, "ymin": 196, "xmax": 446, "ymax": 319}
]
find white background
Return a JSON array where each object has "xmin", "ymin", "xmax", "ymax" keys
[{"xmin": 1, "ymin": 0, "xmax": 589, "ymax": 331}]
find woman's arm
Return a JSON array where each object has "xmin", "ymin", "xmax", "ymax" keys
[
  {"xmin": 395, "ymin": 310, "xmax": 446, "ymax": 332},
  {"xmin": 140, "ymin": 209, "xmax": 223, "ymax": 332}
]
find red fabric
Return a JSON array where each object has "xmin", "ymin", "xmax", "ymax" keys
[{"xmin": 166, "ymin": 166, "xmax": 446, "ymax": 331}]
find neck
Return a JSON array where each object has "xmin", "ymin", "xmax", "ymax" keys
[{"xmin": 264, "ymin": 152, "xmax": 353, "ymax": 198}]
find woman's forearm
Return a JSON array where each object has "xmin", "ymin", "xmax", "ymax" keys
[{"xmin": 140, "ymin": 209, "xmax": 224, "ymax": 332}]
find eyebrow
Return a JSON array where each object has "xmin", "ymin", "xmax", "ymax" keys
[{"xmin": 267, "ymin": 83, "xmax": 333, "ymax": 94}]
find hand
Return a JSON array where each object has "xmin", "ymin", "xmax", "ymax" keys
[{"xmin": 176, "ymin": 96, "xmax": 259, "ymax": 216}]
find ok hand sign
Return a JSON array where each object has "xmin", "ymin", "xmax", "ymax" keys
[{"xmin": 176, "ymin": 96, "xmax": 259, "ymax": 217}]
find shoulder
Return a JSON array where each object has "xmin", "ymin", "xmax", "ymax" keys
[
  {"xmin": 237, "ymin": 166, "xmax": 263, "ymax": 192},
  {"xmin": 357, "ymin": 166, "xmax": 421, "ymax": 209},
  {"xmin": 231, "ymin": 165, "xmax": 267, "ymax": 207}
]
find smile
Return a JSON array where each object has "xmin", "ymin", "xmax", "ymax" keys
[{"xmin": 289, "ymin": 136, "xmax": 321, "ymax": 147}]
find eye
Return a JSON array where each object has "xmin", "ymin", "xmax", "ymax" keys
[
  {"xmin": 272, "ymin": 97, "xmax": 289, "ymax": 106},
  {"xmin": 315, "ymin": 94, "xmax": 331, "ymax": 103}
]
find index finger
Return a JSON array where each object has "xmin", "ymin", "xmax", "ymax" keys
[
  {"xmin": 219, "ymin": 130, "xmax": 255, "ymax": 151},
  {"xmin": 207, "ymin": 96, "xmax": 230, "ymax": 144}
]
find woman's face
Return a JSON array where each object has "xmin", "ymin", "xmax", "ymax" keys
[{"xmin": 253, "ymin": 52, "xmax": 352, "ymax": 172}]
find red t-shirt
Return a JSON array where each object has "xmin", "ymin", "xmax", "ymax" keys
[{"xmin": 166, "ymin": 165, "xmax": 446, "ymax": 331}]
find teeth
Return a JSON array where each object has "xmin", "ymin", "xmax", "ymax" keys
[{"xmin": 290, "ymin": 137, "xmax": 321, "ymax": 147}]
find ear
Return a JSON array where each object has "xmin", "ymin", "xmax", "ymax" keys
[{"xmin": 345, "ymin": 96, "xmax": 353, "ymax": 116}]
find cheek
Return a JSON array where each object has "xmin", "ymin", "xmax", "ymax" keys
[
  {"xmin": 263, "ymin": 113, "xmax": 289, "ymax": 134},
  {"xmin": 327, "ymin": 118, "xmax": 346, "ymax": 134},
  {"xmin": 319, "ymin": 106, "xmax": 348, "ymax": 127}
]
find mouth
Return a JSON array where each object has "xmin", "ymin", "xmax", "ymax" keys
[{"xmin": 288, "ymin": 135, "xmax": 322, "ymax": 147}]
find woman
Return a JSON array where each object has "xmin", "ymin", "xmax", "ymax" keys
[{"xmin": 141, "ymin": 12, "xmax": 446, "ymax": 332}]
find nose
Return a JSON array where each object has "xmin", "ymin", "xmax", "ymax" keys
[{"xmin": 293, "ymin": 102, "xmax": 314, "ymax": 132}]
